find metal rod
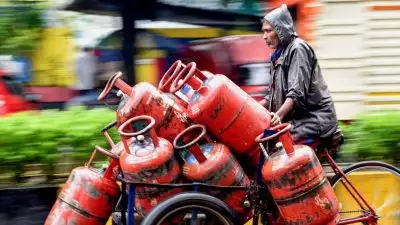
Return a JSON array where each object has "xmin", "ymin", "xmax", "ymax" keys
[
  {"xmin": 120, "ymin": 180, "xmax": 249, "ymax": 190},
  {"xmin": 103, "ymin": 131, "xmax": 115, "ymax": 147},
  {"xmin": 102, "ymin": 100, "xmax": 118, "ymax": 112},
  {"xmin": 257, "ymin": 143, "xmax": 267, "ymax": 185},
  {"xmin": 121, "ymin": 181, "xmax": 127, "ymax": 225},
  {"xmin": 95, "ymin": 146, "xmax": 119, "ymax": 159},
  {"xmin": 101, "ymin": 120, "xmax": 117, "ymax": 133},
  {"xmin": 259, "ymin": 142, "xmax": 269, "ymax": 160},
  {"xmin": 191, "ymin": 209, "xmax": 198, "ymax": 225},
  {"xmin": 85, "ymin": 147, "xmax": 98, "ymax": 168},
  {"xmin": 323, "ymin": 150, "xmax": 377, "ymax": 216},
  {"xmin": 128, "ymin": 184, "xmax": 135, "ymax": 225},
  {"xmin": 337, "ymin": 215, "xmax": 375, "ymax": 225},
  {"xmin": 121, "ymin": 135, "xmax": 132, "ymax": 154},
  {"xmin": 252, "ymin": 214, "xmax": 259, "ymax": 225},
  {"xmin": 324, "ymin": 151, "xmax": 366, "ymax": 210},
  {"xmin": 191, "ymin": 185, "xmax": 200, "ymax": 225},
  {"xmin": 193, "ymin": 184, "xmax": 199, "ymax": 192}
]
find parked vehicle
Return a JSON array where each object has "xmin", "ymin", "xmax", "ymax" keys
[
  {"xmin": 178, "ymin": 34, "xmax": 273, "ymax": 101},
  {"xmin": 0, "ymin": 73, "xmax": 39, "ymax": 116}
]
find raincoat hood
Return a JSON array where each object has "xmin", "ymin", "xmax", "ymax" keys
[{"xmin": 263, "ymin": 4, "xmax": 298, "ymax": 46}]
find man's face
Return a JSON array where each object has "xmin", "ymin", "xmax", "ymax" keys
[{"xmin": 262, "ymin": 21, "xmax": 280, "ymax": 49}]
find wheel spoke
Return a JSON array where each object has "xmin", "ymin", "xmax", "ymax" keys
[{"xmin": 331, "ymin": 162, "xmax": 400, "ymax": 225}]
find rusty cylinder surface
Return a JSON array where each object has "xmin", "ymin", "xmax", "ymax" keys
[
  {"xmin": 183, "ymin": 143, "xmax": 251, "ymax": 218},
  {"xmin": 120, "ymin": 135, "xmax": 182, "ymax": 216},
  {"xmin": 186, "ymin": 75, "xmax": 271, "ymax": 164},
  {"xmin": 117, "ymin": 82, "xmax": 189, "ymax": 143},
  {"xmin": 44, "ymin": 167, "xmax": 120, "ymax": 225},
  {"xmin": 262, "ymin": 145, "xmax": 340, "ymax": 225}
]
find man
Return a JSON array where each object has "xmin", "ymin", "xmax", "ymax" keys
[
  {"xmin": 74, "ymin": 47, "xmax": 98, "ymax": 93},
  {"xmin": 66, "ymin": 46, "xmax": 99, "ymax": 108},
  {"xmin": 259, "ymin": 4, "xmax": 339, "ymax": 148}
]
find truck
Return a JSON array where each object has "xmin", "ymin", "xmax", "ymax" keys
[{"xmin": 177, "ymin": 34, "xmax": 273, "ymax": 101}]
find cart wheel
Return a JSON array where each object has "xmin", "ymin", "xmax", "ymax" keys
[
  {"xmin": 330, "ymin": 161, "xmax": 400, "ymax": 225},
  {"xmin": 141, "ymin": 192, "xmax": 240, "ymax": 225}
]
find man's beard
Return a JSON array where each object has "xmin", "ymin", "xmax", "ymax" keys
[{"xmin": 265, "ymin": 39, "xmax": 279, "ymax": 49}]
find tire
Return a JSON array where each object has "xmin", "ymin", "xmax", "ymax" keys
[
  {"xmin": 330, "ymin": 161, "xmax": 400, "ymax": 225},
  {"xmin": 330, "ymin": 161, "xmax": 400, "ymax": 185},
  {"xmin": 141, "ymin": 192, "xmax": 240, "ymax": 225}
]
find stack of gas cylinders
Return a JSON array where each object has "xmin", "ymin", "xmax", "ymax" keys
[{"xmin": 45, "ymin": 60, "xmax": 340, "ymax": 225}]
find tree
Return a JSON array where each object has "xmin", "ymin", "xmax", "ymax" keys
[{"xmin": 0, "ymin": 0, "xmax": 47, "ymax": 56}]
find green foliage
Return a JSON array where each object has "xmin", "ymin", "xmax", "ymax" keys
[
  {"xmin": 0, "ymin": 0, "xmax": 47, "ymax": 55},
  {"xmin": 0, "ymin": 107, "xmax": 398, "ymax": 183},
  {"xmin": 0, "ymin": 107, "xmax": 119, "ymax": 168},
  {"xmin": 340, "ymin": 111, "xmax": 400, "ymax": 164}
]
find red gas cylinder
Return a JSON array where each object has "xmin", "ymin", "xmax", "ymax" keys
[
  {"xmin": 170, "ymin": 62, "xmax": 271, "ymax": 165},
  {"xmin": 97, "ymin": 72, "xmax": 188, "ymax": 143},
  {"xmin": 158, "ymin": 60, "xmax": 192, "ymax": 106},
  {"xmin": 256, "ymin": 123, "xmax": 340, "ymax": 225},
  {"xmin": 158, "ymin": 60, "xmax": 212, "ymax": 104},
  {"xmin": 45, "ymin": 146, "xmax": 121, "ymax": 225},
  {"xmin": 173, "ymin": 124, "xmax": 252, "ymax": 221},
  {"xmin": 118, "ymin": 115, "xmax": 182, "ymax": 216}
]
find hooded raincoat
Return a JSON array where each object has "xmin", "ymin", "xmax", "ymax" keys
[{"xmin": 263, "ymin": 4, "xmax": 338, "ymax": 139}]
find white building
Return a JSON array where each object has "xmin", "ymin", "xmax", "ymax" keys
[{"xmin": 315, "ymin": 0, "xmax": 400, "ymax": 120}]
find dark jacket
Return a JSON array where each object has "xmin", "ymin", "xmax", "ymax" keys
[{"xmin": 263, "ymin": 4, "xmax": 338, "ymax": 139}]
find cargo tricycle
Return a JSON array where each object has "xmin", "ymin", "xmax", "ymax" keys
[{"xmin": 45, "ymin": 60, "xmax": 400, "ymax": 225}]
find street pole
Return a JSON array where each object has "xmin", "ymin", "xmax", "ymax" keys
[{"xmin": 121, "ymin": 0, "xmax": 135, "ymax": 86}]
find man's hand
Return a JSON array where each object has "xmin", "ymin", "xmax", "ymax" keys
[
  {"xmin": 270, "ymin": 112, "xmax": 281, "ymax": 126},
  {"xmin": 271, "ymin": 98, "xmax": 295, "ymax": 126}
]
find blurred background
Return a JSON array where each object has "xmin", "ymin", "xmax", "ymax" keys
[{"xmin": 0, "ymin": 0, "xmax": 399, "ymax": 224}]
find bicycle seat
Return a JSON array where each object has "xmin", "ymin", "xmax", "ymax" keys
[{"xmin": 318, "ymin": 129, "xmax": 344, "ymax": 151}]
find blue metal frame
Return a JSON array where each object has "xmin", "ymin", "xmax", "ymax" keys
[
  {"xmin": 121, "ymin": 153, "xmax": 267, "ymax": 225},
  {"xmin": 191, "ymin": 184, "xmax": 200, "ymax": 225},
  {"xmin": 128, "ymin": 184, "xmax": 136, "ymax": 225},
  {"xmin": 124, "ymin": 182, "xmax": 205, "ymax": 225},
  {"xmin": 256, "ymin": 151, "xmax": 265, "ymax": 185},
  {"xmin": 119, "ymin": 128, "xmax": 272, "ymax": 225}
]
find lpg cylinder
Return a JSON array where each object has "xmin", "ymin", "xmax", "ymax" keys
[
  {"xmin": 45, "ymin": 146, "xmax": 120, "ymax": 225},
  {"xmin": 170, "ymin": 62, "xmax": 271, "ymax": 165},
  {"xmin": 158, "ymin": 60, "xmax": 195, "ymax": 106},
  {"xmin": 159, "ymin": 60, "xmax": 213, "ymax": 104},
  {"xmin": 173, "ymin": 124, "xmax": 252, "ymax": 220},
  {"xmin": 256, "ymin": 123, "xmax": 340, "ymax": 225},
  {"xmin": 118, "ymin": 115, "xmax": 182, "ymax": 216},
  {"xmin": 97, "ymin": 71, "xmax": 188, "ymax": 143}
]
